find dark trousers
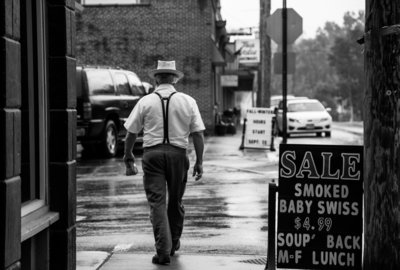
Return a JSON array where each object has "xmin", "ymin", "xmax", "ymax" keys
[{"xmin": 142, "ymin": 144, "xmax": 189, "ymax": 256}]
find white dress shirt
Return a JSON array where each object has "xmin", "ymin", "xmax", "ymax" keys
[{"xmin": 124, "ymin": 84, "xmax": 205, "ymax": 149}]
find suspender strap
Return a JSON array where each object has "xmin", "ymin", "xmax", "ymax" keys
[{"xmin": 154, "ymin": 91, "xmax": 178, "ymax": 144}]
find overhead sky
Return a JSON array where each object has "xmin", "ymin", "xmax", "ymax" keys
[{"xmin": 220, "ymin": 0, "xmax": 365, "ymax": 38}]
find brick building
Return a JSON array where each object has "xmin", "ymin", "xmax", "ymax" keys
[
  {"xmin": 1, "ymin": 1, "xmax": 78, "ymax": 269},
  {"xmin": 76, "ymin": 0, "xmax": 229, "ymax": 132}
]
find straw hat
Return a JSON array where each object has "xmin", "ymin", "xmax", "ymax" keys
[{"xmin": 148, "ymin": 60, "xmax": 184, "ymax": 80}]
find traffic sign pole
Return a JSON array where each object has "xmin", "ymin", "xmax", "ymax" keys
[
  {"xmin": 266, "ymin": 6, "xmax": 302, "ymax": 145},
  {"xmin": 282, "ymin": 0, "xmax": 288, "ymax": 144}
]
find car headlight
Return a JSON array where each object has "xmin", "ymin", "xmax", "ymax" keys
[{"xmin": 289, "ymin": 118, "xmax": 300, "ymax": 123}]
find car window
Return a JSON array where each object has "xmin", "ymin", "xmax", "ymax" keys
[
  {"xmin": 114, "ymin": 73, "xmax": 131, "ymax": 95},
  {"xmin": 271, "ymin": 99, "xmax": 280, "ymax": 107},
  {"xmin": 288, "ymin": 102, "xmax": 325, "ymax": 112},
  {"xmin": 127, "ymin": 73, "xmax": 145, "ymax": 96},
  {"xmin": 86, "ymin": 69, "xmax": 114, "ymax": 95}
]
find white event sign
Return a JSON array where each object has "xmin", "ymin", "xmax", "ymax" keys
[{"xmin": 244, "ymin": 107, "xmax": 274, "ymax": 149}]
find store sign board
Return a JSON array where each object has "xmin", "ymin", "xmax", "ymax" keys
[
  {"xmin": 244, "ymin": 108, "xmax": 274, "ymax": 149},
  {"xmin": 221, "ymin": 75, "xmax": 238, "ymax": 87},
  {"xmin": 236, "ymin": 39, "xmax": 260, "ymax": 64},
  {"xmin": 277, "ymin": 144, "xmax": 363, "ymax": 270}
]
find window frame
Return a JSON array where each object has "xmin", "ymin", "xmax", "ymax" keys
[{"xmin": 20, "ymin": 0, "xmax": 59, "ymax": 242}]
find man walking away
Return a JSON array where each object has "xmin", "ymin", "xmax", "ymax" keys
[{"xmin": 123, "ymin": 60, "xmax": 205, "ymax": 265}]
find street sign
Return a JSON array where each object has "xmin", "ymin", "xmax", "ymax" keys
[
  {"xmin": 274, "ymin": 52, "xmax": 296, "ymax": 74},
  {"xmin": 277, "ymin": 144, "xmax": 363, "ymax": 270},
  {"xmin": 266, "ymin": 8, "xmax": 303, "ymax": 44}
]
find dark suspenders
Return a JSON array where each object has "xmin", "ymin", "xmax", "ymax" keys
[{"xmin": 154, "ymin": 91, "xmax": 178, "ymax": 144}]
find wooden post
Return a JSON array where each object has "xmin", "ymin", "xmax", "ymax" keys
[
  {"xmin": 281, "ymin": 0, "xmax": 288, "ymax": 144},
  {"xmin": 259, "ymin": 0, "xmax": 272, "ymax": 108},
  {"xmin": 364, "ymin": 0, "xmax": 400, "ymax": 268},
  {"xmin": 270, "ymin": 116, "xmax": 276, "ymax": 151},
  {"xmin": 266, "ymin": 183, "xmax": 277, "ymax": 270},
  {"xmin": 239, "ymin": 118, "xmax": 247, "ymax": 150}
]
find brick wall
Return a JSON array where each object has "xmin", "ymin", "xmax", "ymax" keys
[
  {"xmin": 48, "ymin": 1, "xmax": 77, "ymax": 269},
  {"xmin": 1, "ymin": 0, "xmax": 77, "ymax": 269},
  {"xmin": 76, "ymin": 0, "xmax": 216, "ymax": 130},
  {"xmin": 0, "ymin": 0, "xmax": 22, "ymax": 268}
]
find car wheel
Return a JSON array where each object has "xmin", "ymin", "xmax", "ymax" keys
[
  {"xmin": 325, "ymin": 131, "xmax": 331, "ymax": 137},
  {"xmin": 316, "ymin": 132, "xmax": 322, "ymax": 137},
  {"xmin": 102, "ymin": 120, "xmax": 118, "ymax": 157}
]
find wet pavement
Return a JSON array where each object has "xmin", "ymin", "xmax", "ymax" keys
[
  {"xmin": 76, "ymin": 131, "xmax": 278, "ymax": 253},
  {"xmin": 76, "ymin": 122, "xmax": 363, "ymax": 269}
]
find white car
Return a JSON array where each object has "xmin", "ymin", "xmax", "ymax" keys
[
  {"xmin": 270, "ymin": 95, "xmax": 295, "ymax": 110},
  {"xmin": 276, "ymin": 99, "xmax": 332, "ymax": 137}
]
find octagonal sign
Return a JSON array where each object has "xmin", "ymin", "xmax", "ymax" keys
[{"xmin": 266, "ymin": 8, "xmax": 303, "ymax": 44}]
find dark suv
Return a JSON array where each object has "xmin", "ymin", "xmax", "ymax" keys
[{"xmin": 76, "ymin": 66, "xmax": 146, "ymax": 157}]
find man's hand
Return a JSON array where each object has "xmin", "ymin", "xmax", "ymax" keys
[
  {"xmin": 192, "ymin": 162, "xmax": 203, "ymax": 181},
  {"xmin": 123, "ymin": 153, "xmax": 138, "ymax": 176},
  {"xmin": 191, "ymin": 131, "xmax": 204, "ymax": 181},
  {"xmin": 124, "ymin": 132, "xmax": 138, "ymax": 176}
]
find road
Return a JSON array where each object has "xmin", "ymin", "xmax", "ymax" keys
[{"xmin": 76, "ymin": 123, "xmax": 363, "ymax": 257}]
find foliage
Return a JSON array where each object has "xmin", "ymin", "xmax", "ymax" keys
[
  {"xmin": 328, "ymin": 11, "xmax": 365, "ymax": 120},
  {"xmin": 272, "ymin": 11, "xmax": 365, "ymax": 121}
]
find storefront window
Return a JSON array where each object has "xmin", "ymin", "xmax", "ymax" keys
[{"xmin": 20, "ymin": 0, "xmax": 48, "ymax": 211}]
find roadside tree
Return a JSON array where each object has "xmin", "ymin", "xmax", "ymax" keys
[
  {"xmin": 329, "ymin": 11, "xmax": 365, "ymax": 121},
  {"xmin": 364, "ymin": 1, "xmax": 400, "ymax": 269}
]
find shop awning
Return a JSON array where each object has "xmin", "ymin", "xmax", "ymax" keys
[{"xmin": 212, "ymin": 42, "xmax": 226, "ymax": 66}]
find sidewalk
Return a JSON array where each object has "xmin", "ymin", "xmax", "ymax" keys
[
  {"xmin": 76, "ymin": 122, "xmax": 365, "ymax": 270},
  {"xmin": 98, "ymin": 253, "xmax": 268, "ymax": 270},
  {"xmin": 77, "ymin": 129, "xmax": 277, "ymax": 270},
  {"xmin": 332, "ymin": 121, "xmax": 363, "ymax": 136}
]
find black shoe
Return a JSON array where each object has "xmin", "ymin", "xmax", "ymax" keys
[
  {"xmin": 152, "ymin": 254, "xmax": 170, "ymax": 265},
  {"xmin": 170, "ymin": 240, "xmax": 180, "ymax": 256}
]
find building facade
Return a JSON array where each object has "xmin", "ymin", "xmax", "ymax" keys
[
  {"xmin": 1, "ymin": 1, "xmax": 77, "ymax": 269},
  {"xmin": 76, "ymin": 0, "xmax": 228, "ymax": 132}
]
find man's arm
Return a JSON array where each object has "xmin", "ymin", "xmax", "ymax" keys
[
  {"xmin": 124, "ymin": 132, "xmax": 137, "ymax": 162},
  {"xmin": 191, "ymin": 131, "xmax": 204, "ymax": 180}
]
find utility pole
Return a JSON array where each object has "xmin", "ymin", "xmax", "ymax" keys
[
  {"xmin": 259, "ymin": 0, "xmax": 271, "ymax": 107},
  {"xmin": 281, "ymin": 0, "xmax": 287, "ymax": 144},
  {"xmin": 363, "ymin": 0, "xmax": 400, "ymax": 268}
]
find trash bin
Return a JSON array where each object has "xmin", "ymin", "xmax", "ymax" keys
[
  {"xmin": 226, "ymin": 123, "xmax": 236, "ymax": 135},
  {"xmin": 215, "ymin": 123, "xmax": 228, "ymax": 136}
]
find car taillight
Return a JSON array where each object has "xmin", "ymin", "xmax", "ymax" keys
[{"xmin": 83, "ymin": 102, "xmax": 92, "ymax": 120}]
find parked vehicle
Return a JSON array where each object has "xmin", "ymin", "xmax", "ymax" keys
[
  {"xmin": 76, "ymin": 66, "xmax": 146, "ymax": 157},
  {"xmin": 270, "ymin": 95, "xmax": 308, "ymax": 110},
  {"xmin": 142, "ymin": 81, "xmax": 155, "ymax": 94},
  {"xmin": 276, "ymin": 98, "xmax": 332, "ymax": 137},
  {"xmin": 270, "ymin": 95, "xmax": 295, "ymax": 110}
]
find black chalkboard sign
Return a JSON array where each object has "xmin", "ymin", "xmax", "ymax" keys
[{"xmin": 277, "ymin": 144, "xmax": 363, "ymax": 270}]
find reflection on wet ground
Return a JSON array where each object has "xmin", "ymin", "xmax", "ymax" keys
[
  {"xmin": 76, "ymin": 140, "xmax": 275, "ymax": 255},
  {"xmin": 76, "ymin": 126, "xmax": 362, "ymax": 255}
]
